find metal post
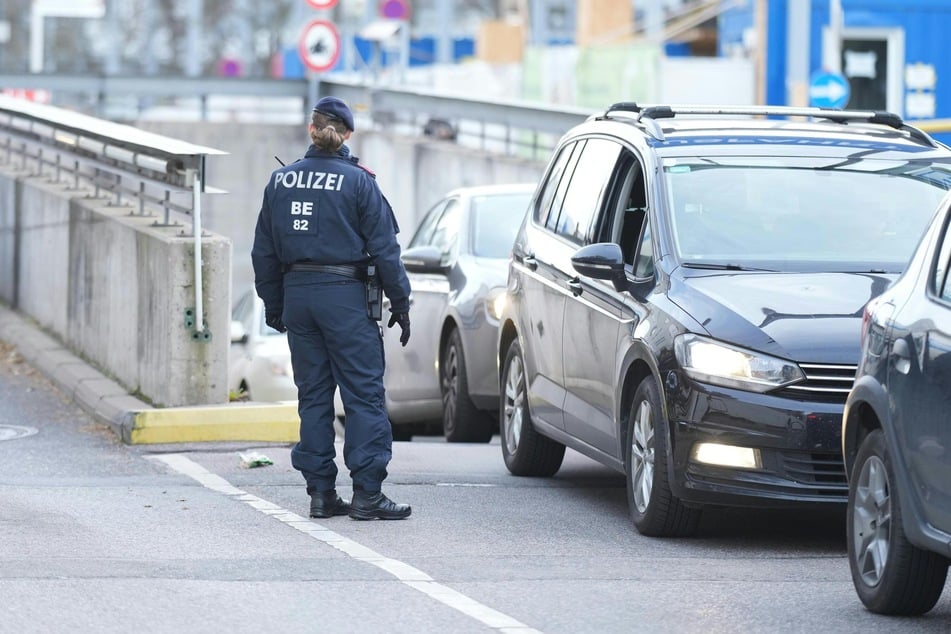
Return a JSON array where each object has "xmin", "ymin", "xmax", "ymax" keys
[
  {"xmin": 786, "ymin": 0, "xmax": 810, "ymax": 106},
  {"xmin": 184, "ymin": 0, "xmax": 203, "ymax": 78},
  {"xmin": 435, "ymin": 0, "xmax": 453, "ymax": 65},
  {"xmin": 104, "ymin": 0, "xmax": 120, "ymax": 75},
  {"xmin": 824, "ymin": 0, "xmax": 843, "ymax": 74},
  {"xmin": 754, "ymin": 0, "xmax": 767, "ymax": 105},
  {"xmin": 192, "ymin": 171, "xmax": 204, "ymax": 336}
]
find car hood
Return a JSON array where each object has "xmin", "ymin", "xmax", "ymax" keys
[{"xmin": 671, "ymin": 271, "xmax": 895, "ymax": 363}]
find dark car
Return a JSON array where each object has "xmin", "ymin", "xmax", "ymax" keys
[
  {"xmin": 841, "ymin": 192, "xmax": 951, "ymax": 615},
  {"xmin": 382, "ymin": 184, "xmax": 535, "ymax": 441},
  {"xmin": 496, "ymin": 103, "xmax": 951, "ymax": 537}
]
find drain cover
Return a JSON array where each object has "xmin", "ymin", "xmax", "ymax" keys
[{"xmin": 0, "ymin": 424, "xmax": 38, "ymax": 441}]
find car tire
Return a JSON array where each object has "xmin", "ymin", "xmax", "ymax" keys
[
  {"xmin": 391, "ymin": 420, "xmax": 413, "ymax": 442},
  {"xmin": 847, "ymin": 429, "xmax": 949, "ymax": 615},
  {"xmin": 500, "ymin": 339, "xmax": 565, "ymax": 476},
  {"xmin": 441, "ymin": 328, "xmax": 493, "ymax": 443},
  {"xmin": 626, "ymin": 377, "xmax": 701, "ymax": 537}
]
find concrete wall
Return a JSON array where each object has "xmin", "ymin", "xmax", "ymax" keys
[
  {"xmin": 0, "ymin": 163, "xmax": 231, "ymax": 408},
  {"xmin": 0, "ymin": 120, "xmax": 544, "ymax": 409},
  {"xmin": 137, "ymin": 121, "xmax": 548, "ymax": 297}
]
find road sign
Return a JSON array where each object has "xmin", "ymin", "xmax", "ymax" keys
[
  {"xmin": 809, "ymin": 71, "xmax": 851, "ymax": 109},
  {"xmin": 380, "ymin": 0, "xmax": 410, "ymax": 20},
  {"xmin": 306, "ymin": 0, "xmax": 338, "ymax": 9},
  {"xmin": 298, "ymin": 19, "xmax": 341, "ymax": 73}
]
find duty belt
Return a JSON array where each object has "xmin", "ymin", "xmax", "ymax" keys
[{"xmin": 287, "ymin": 262, "xmax": 366, "ymax": 280}]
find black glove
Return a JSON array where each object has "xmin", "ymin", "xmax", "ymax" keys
[
  {"xmin": 265, "ymin": 311, "xmax": 286, "ymax": 333},
  {"xmin": 387, "ymin": 311, "xmax": 411, "ymax": 347}
]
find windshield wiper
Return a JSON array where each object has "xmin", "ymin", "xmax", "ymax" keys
[{"xmin": 681, "ymin": 262, "xmax": 777, "ymax": 272}]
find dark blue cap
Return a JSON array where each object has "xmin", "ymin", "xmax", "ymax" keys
[{"xmin": 313, "ymin": 96, "xmax": 354, "ymax": 132}]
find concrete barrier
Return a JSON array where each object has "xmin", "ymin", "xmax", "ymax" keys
[{"xmin": 0, "ymin": 161, "xmax": 231, "ymax": 408}]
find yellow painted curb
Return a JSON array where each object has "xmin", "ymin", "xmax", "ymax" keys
[{"xmin": 129, "ymin": 402, "xmax": 300, "ymax": 444}]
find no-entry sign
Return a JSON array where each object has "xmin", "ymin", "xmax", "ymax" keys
[
  {"xmin": 306, "ymin": 0, "xmax": 338, "ymax": 9},
  {"xmin": 298, "ymin": 19, "xmax": 341, "ymax": 73}
]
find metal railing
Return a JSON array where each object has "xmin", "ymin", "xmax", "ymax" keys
[
  {"xmin": 0, "ymin": 73, "xmax": 593, "ymax": 160},
  {"xmin": 0, "ymin": 93, "xmax": 226, "ymax": 339},
  {"xmin": 3, "ymin": 72, "xmax": 948, "ymax": 161}
]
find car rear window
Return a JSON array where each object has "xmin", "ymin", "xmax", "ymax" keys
[{"xmin": 471, "ymin": 192, "xmax": 533, "ymax": 258}]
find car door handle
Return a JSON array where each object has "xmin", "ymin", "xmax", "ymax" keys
[
  {"xmin": 523, "ymin": 255, "xmax": 538, "ymax": 271},
  {"xmin": 891, "ymin": 338, "xmax": 912, "ymax": 374},
  {"xmin": 567, "ymin": 278, "xmax": 583, "ymax": 297}
]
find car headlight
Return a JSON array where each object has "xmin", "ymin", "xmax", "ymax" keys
[
  {"xmin": 674, "ymin": 333, "xmax": 804, "ymax": 393},
  {"xmin": 486, "ymin": 287, "xmax": 507, "ymax": 321}
]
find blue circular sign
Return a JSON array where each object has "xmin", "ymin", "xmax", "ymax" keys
[
  {"xmin": 809, "ymin": 71, "xmax": 851, "ymax": 109},
  {"xmin": 380, "ymin": 0, "xmax": 410, "ymax": 20}
]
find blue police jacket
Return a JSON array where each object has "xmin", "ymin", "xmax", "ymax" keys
[{"xmin": 252, "ymin": 144, "xmax": 411, "ymax": 315}]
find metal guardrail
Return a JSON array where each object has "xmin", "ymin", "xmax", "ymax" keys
[
  {"xmin": 0, "ymin": 73, "xmax": 593, "ymax": 160},
  {"xmin": 0, "ymin": 93, "xmax": 227, "ymax": 339},
  {"xmin": 318, "ymin": 78, "xmax": 592, "ymax": 160},
  {"xmin": 3, "ymin": 72, "xmax": 948, "ymax": 160}
]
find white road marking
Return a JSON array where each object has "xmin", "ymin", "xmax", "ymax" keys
[
  {"xmin": 0, "ymin": 424, "xmax": 39, "ymax": 441},
  {"xmin": 148, "ymin": 453, "xmax": 542, "ymax": 634}
]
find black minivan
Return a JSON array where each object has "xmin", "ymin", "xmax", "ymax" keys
[
  {"xmin": 497, "ymin": 104, "xmax": 951, "ymax": 537},
  {"xmin": 842, "ymin": 191, "xmax": 951, "ymax": 615}
]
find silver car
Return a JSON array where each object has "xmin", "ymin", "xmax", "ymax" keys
[
  {"xmin": 383, "ymin": 183, "xmax": 536, "ymax": 442},
  {"xmin": 229, "ymin": 289, "xmax": 344, "ymax": 418}
]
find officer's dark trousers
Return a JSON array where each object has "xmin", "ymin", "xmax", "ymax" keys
[{"xmin": 283, "ymin": 274, "xmax": 392, "ymax": 494}]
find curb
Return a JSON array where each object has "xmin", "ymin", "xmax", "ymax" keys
[
  {"xmin": 125, "ymin": 403, "xmax": 300, "ymax": 444},
  {"xmin": 0, "ymin": 303, "xmax": 300, "ymax": 445}
]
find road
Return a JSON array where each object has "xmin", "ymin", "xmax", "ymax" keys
[{"xmin": 1, "ymin": 339, "xmax": 950, "ymax": 634}]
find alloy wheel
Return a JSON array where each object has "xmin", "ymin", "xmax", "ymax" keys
[
  {"xmin": 441, "ymin": 343, "xmax": 459, "ymax": 426},
  {"xmin": 630, "ymin": 399, "xmax": 655, "ymax": 513},
  {"xmin": 503, "ymin": 352, "xmax": 524, "ymax": 455},
  {"xmin": 853, "ymin": 454, "xmax": 892, "ymax": 586}
]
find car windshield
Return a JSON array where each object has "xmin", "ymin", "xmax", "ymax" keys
[
  {"xmin": 663, "ymin": 156, "xmax": 951, "ymax": 272},
  {"xmin": 471, "ymin": 191, "xmax": 533, "ymax": 258}
]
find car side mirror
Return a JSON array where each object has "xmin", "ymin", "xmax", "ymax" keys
[
  {"xmin": 230, "ymin": 320, "xmax": 249, "ymax": 344},
  {"xmin": 402, "ymin": 245, "xmax": 449, "ymax": 274},
  {"xmin": 571, "ymin": 242, "xmax": 627, "ymax": 292}
]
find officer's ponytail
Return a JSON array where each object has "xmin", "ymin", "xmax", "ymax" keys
[{"xmin": 311, "ymin": 112, "xmax": 347, "ymax": 152}]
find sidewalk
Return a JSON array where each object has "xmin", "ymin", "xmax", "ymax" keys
[{"xmin": 0, "ymin": 303, "xmax": 300, "ymax": 445}]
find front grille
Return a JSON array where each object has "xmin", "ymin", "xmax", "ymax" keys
[
  {"xmin": 774, "ymin": 363, "xmax": 856, "ymax": 403},
  {"xmin": 779, "ymin": 450, "xmax": 848, "ymax": 495},
  {"xmin": 684, "ymin": 449, "xmax": 849, "ymax": 500}
]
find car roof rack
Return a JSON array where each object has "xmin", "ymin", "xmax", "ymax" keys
[{"xmin": 595, "ymin": 103, "xmax": 937, "ymax": 147}]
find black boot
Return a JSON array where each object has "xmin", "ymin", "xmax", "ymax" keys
[
  {"xmin": 309, "ymin": 490, "xmax": 350, "ymax": 518},
  {"xmin": 349, "ymin": 490, "xmax": 411, "ymax": 520}
]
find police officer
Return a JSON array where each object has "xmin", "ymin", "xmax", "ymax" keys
[{"xmin": 252, "ymin": 96, "xmax": 412, "ymax": 520}]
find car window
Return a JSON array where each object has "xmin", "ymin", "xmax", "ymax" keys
[
  {"xmin": 545, "ymin": 142, "xmax": 584, "ymax": 232},
  {"xmin": 935, "ymin": 211, "xmax": 951, "ymax": 302},
  {"xmin": 552, "ymin": 138, "xmax": 623, "ymax": 245},
  {"xmin": 409, "ymin": 198, "xmax": 451, "ymax": 248},
  {"xmin": 633, "ymin": 217, "xmax": 654, "ymax": 279},
  {"xmin": 664, "ymin": 156, "xmax": 951, "ymax": 272},
  {"xmin": 535, "ymin": 142, "xmax": 578, "ymax": 227},
  {"xmin": 603, "ymin": 152, "xmax": 648, "ymax": 264},
  {"xmin": 232, "ymin": 291, "xmax": 252, "ymax": 321},
  {"xmin": 430, "ymin": 198, "xmax": 462, "ymax": 258},
  {"xmin": 471, "ymin": 191, "xmax": 533, "ymax": 258}
]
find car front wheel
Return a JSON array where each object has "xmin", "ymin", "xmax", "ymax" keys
[
  {"xmin": 626, "ymin": 377, "xmax": 701, "ymax": 537},
  {"xmin": 847, "ymin": 429, "xmax": 949, "ymax": 615},
  {"xmin": 500, "ymin": 340, "xmax": 565, "ymax": 476},
  {"xmin": 441, "ymin": 328, "xmax": 493, "ymax": 443}
]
